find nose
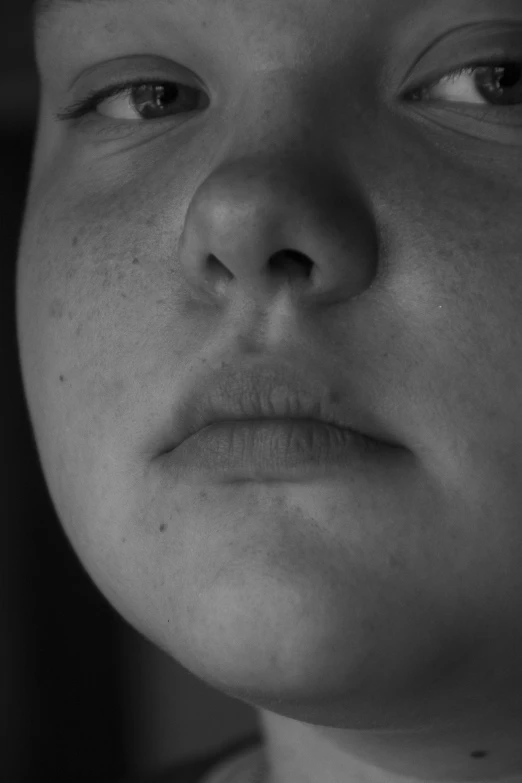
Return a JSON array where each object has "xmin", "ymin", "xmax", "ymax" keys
[{"xmin": 178, "ymin": 151, "xmax": 379, "ymax": 309}]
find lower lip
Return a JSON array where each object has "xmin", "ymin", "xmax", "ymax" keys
[{"xmin": 161, "ymin": 420, "xmax": 401, "ymax": 484}]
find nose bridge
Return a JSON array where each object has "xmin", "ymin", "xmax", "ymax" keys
[
  {"xmin": 228, "ymin": 64, "xmax": 335, "ymax": 169},
  {"xmin": 228, "ymin": 0, "xmax": 324, "ymax": 74}
]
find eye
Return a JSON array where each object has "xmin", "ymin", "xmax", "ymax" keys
[
  {"xmin": 406, "ymin": 60, "xmax": 522, "ymax": 109},
  {"xmin": 55, "ymin": 79, "xmax": 207, "ymax": 124}
]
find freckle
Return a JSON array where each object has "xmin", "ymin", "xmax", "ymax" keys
[
  {"xmin": 121, "ymin": 537, "xmax": 126, "ymax": 543},
  {"xmin": 471, "ymin": 750, "xmax": 488, "ymax": 759},
  {"xmin": 132, "ymin": 257, "xmax": 140, "ymax": 265},
  {"xmin": 159, "ymin": 524, "xmax": 167, "ymax": 533},
  {"xmin": 72, "ymin": 236, "xmax": 79, "ymax": 247},
  {"xmin": 59, "ymin": 375, "xmax": 65, "ymax": 383}
]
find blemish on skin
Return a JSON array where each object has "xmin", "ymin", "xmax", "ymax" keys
[
  {"xmin": 72, "ymin": 236, "xmax": 79, "ymax": 247},
  {"xmin": 159, "ymin": 524, "xmax": 167, "ymax": 533},
  {"xmin": 471, "ymin": 750, "xmax": 488, "ymax": 758},
  {"xmin": 132, "ymin": 257, "xmax": 140, "ymax": 265},
  {"xmin": 59, "ymin": 375, "xmax": 65, "ymax": 383},
  {"xmin": 121, "ymin": 537, "xmax": 127, "ymax": 544},
  {"xmin": 49, "ymin": 298, "xmax": 65, "ymax": 320}
]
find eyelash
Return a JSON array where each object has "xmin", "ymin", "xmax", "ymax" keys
[
  {"xmin": 54, "ymin": 58, "xmax": 522, "ymax": 127},
  {"xmin": 55, "ymin": 78, "xmax": 203, "ymax": 123}
]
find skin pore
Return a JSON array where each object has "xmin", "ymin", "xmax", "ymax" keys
[{"xmin": 16, "ymin": 0, "xmax": 522, "ymax": 781}]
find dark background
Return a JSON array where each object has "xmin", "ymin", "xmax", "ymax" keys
[{"xmin": 2, "ymin": 7, "xmax": 259, "ymax": 782}]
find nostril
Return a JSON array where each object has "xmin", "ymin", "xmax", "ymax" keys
[{"xmin": 269, "ymin": 249, "xmax": 313, "ymax": 280}]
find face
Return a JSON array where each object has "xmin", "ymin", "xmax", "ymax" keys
[{"xmin": 17, "ymin": 0, "xmax": 522, "ymax": 732}]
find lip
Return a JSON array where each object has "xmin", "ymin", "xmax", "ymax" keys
[
  {"xmin": 162, "ymin": 355, "xmax": 405, "ymax": 455},
  {"xmin": 161, "ymin": 418, "xmax": 396, "ymax": 484}
]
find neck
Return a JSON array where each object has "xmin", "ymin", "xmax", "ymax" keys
[{"xmin": 255, "ymin": 711, "xmax": 522, "ymax": 783}]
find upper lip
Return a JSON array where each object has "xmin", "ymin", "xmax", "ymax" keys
[{"xmin": 167, "ymin": 355, "xmax": 403, "ymax": 451}]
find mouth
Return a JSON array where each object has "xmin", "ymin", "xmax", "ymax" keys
[
  {"xmin": 153, "ymin": 352, "xmax": 407, "ymax": 483},
  {"xmin": 160, "ymin": 417, "xmax": 404, "ymax": 484}
]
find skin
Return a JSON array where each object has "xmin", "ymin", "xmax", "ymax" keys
[{"xmin": 16, "ymin": 0, "xmax": 522, "ymax": 781}]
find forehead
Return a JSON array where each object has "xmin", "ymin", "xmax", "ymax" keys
[
  {"xmin": 34, "ymin": 0, "xmax": 96, "ymax": 16},
  {"xmin": 33, "ymin": 0, "xmax": 109, "ymax": 11},
  {"xmin": 32, "ymin": 0, "xmax": 128, "ymax": 30},
  {"xmin": 30, "ymin": 0, "xmax": 250, "ymax": 33}
]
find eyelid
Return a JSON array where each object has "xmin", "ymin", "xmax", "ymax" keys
[
  {"xmin": 405, "ymin": 54, "xmax": 521, "ymax": 96},
  {"xmin": 55, "ymin": 78, "xmax": 208, "ymax": 131},
  {"xmin": 65, "ymin": 53, "xmax": 201, "ymax": 91},
  {"xmin": 402, "ymin": 22, "xmax": 522, "ymax": 90},
  {"xmin": 55, "ymin": 52, "xmax": 210, "ymax": 125},
  {"xmin": 57, "ymin": 79, "xmax": 180, "ymax": 119}
]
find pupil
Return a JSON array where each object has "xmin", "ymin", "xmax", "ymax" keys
[
  {"xmin": 131, "ymin": 84, "xmax": 178, "ymax": 117},
  {"xmin": 477, "ymin": 62, "xmax": 522, "ymax": 105},
  {"xmin": 136, "ymin": 85, "xmax": 176, "ymax": 109},
  {"xmin": 496, "ymin": 63, "xmax": 521, "ymax": 88}
]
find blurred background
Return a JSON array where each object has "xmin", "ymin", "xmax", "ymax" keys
[{"xmin": 2, "ymin": 6, "xmax": 260, "ymax": 782}]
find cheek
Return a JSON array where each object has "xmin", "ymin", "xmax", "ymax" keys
[
  {"xmin": 16, "ymin": 201, "xmax": 150, "ymax": 537},
  {"xmin": 15, "ymin": 190, "xmax": 197, "ymax": 641},
  {"xmin": 17, "ymin": 223, "xmax": 165, "ymax": 642}
]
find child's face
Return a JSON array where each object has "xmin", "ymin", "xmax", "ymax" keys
[{"xmin": 17, "ymin": 0, "xmax": 522, "ymax": 732}]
